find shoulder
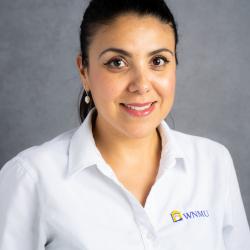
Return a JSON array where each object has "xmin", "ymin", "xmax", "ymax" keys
[
  {"xmin": 171, "ymin": 128, "xmax": 231, "ymax": 163},
  {"xmin": 170, "ymin": 129, "xmax": 235, "ymax": 193},
  {"xmin": 1, "ymin": 127, "xmax": 77, "ymax": 181}
]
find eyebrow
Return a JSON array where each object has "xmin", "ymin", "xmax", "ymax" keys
[{"xmin": 98, "ymin": 47, "xmax": 174, "ymax": 59}]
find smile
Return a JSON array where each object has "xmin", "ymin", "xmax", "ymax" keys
[
  {"xmin": 120, "ymin": 102, "xmax": 156, "ymax": 117},
  {"xmin": 124, "ymin": 103, "xmax": 152, "ymax": 110}
]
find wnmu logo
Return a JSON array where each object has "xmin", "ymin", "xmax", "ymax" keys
[
  {"xmin": 170, "ymin": 210, "xmax": 209, "ymax": 223},
  {"xmin": 183, "ymin": 210, "xmax": 209, "ymax": 219}
]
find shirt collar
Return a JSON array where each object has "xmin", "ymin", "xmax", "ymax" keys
[
  {"xmin": 68, "ymin": 108, "xmax": 190, "ymax": 176},
  {"xmin": 157, "ymin": 119, "xmax": 191, "ymax": 176},
  {"xmin": 68, "ymin": 108, "xmax": 108, "ymax": 176}
]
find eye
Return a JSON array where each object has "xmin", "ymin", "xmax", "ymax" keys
[
  {"xmin": 104, "ymin": 57, "xmax": 127, "ymax": 69},
  {"xmin": 151, "ymin": 56, "xmax": 169, "ymax": 67}
]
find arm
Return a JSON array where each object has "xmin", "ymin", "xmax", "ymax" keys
[
  {"xmin": 223, "ymin": 148, "xmax": 250, "ymax": 250},
  {"xmin": 0, "ymin": 158, "xmax": 46, "ymax": 250}
]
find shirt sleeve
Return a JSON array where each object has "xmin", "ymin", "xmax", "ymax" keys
[
  {"xmin": 222, "ymin": 148, "xmax": 250, "ymax": 250},
  {"xmin": 0, "ymin": 157, "xmax": 46, "ymax": 250}
]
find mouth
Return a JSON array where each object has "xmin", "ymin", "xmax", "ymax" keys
[
  {"xmin": 121, "ymin": 101, "xmax": 156, "ymax": 110},
  {"xmin": 120, "ymin": 101, "xmax": 157, "ymax": 116}
]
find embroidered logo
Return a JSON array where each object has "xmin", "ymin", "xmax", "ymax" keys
[
  {"xmin": 170, "ymin": 209, "xmax": 209, "ymax": 223},
  {"xmin": 171, "ymin": 210, "xmax": 183, "ymax": 222}
]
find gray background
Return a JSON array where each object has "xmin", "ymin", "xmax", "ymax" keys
[{"xmin": 0, "ymin": 0, "xmax": 249, "ymax": 223}]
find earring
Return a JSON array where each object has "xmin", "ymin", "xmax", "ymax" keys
[{"xmin": 85, "ymin": 91, "xmax": 91, "ymax": 104}]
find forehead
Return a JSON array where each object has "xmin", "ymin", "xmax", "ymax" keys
[
  {"xmin": 89, "ymin": 14, "xmax": 175, "ymax": 54},
  {"xmin": 102, "ymin": 13, "xmax": 172, "ymax": 33}
]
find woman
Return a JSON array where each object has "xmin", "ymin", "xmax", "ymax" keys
[{"xmin": 0, "ymin": 0, "xmax": 249, "ymax": 249}]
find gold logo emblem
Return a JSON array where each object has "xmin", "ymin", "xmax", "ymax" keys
[{"xmin": 171, "ymin": 210, "xmax": 183, "ymax": 222}]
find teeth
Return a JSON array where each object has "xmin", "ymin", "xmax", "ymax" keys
[{"xmin": 124, "ymin": 103, "xmax": 152, "ymax": 111}]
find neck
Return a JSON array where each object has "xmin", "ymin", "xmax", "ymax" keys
[{"xmin": 92, "ymin": 114, "xmax": 162, "ymax": 171}]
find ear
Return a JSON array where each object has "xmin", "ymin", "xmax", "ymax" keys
[{"xmin": 76, "ymin": 54, "xmax": 90, "ymax": 91}]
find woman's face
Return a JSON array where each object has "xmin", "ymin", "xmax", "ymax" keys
[{"xmin": 77, "ymin": 14, "xmax": 176, "ymax": 139}]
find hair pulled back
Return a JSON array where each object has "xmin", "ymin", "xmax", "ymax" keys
[{"xmin": 78, "ymin": 0, "xmax": 179, "ymax": 123}]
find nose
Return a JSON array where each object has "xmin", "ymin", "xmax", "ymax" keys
[{"xmin": 127, "ymin": 68, "xmax": 151, "ymax": 94}]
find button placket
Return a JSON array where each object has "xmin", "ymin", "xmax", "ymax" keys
[
  {"xmin": 140, "ymin": 226, "xmax": 159, "ymax": 250},
  {"xmin": 133, "ymin": 210, "xmax": 158, "ymax": 250}
]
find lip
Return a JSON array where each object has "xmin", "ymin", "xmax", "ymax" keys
[
  {"xmin": 121, "ymin": 101, "xmax": 156, "ymax": 107},
  {"xmin": 120, "ymin": 101, "xmax": 156, "ymax": 117}
]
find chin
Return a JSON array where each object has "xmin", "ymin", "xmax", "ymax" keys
[{"xmin": 118, "ymin": 123, "xmax": 159, "ymax": 139}]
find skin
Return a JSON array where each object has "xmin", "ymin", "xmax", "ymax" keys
[{"xmin": 76, "ymin": 13, "xmax": 176, "ymax": 205}]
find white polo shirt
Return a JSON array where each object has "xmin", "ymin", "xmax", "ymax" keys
[{"xmin": 0, "ymin": 108, "xmax": 249, "ymax": 250}]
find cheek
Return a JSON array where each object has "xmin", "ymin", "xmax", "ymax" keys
[
  {"xmin": 88, "ymin": 69, "xmax": 123, "ymax": 103},
  {"xmin": 156, "ymin": 71, "xmax": 176, "ymax": 98}
]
